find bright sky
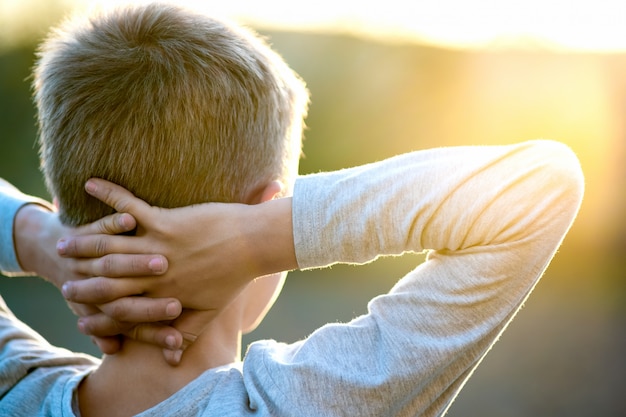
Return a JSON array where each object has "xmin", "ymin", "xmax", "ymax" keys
[{"xmin": 2, "ymin": 0, "xmax": 626, "ymax": 52}]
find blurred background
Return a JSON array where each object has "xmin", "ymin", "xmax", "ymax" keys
[{"xmin": 0, "ymin": 1, "xmax": 624, "ymax": 416}]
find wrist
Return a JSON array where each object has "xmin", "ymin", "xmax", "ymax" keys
[
  {"xmin": 248, "ymin": 197, "xmax": 297, "ymax": 276},
  {"xmin": 14, "ymin": 203, "xmax": 55, "ymax": 276}
]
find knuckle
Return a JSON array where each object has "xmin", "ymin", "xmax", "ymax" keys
[
  {"xmin": 112, "ymin": 319, "xmax": 128, "ymax": 333},
  {"xmin": 101, "ymin": 186, "xmax": 115, "ymax": 206},
  {"xmin": 114, "ymin": 197, "xmax": 132, "ymax": 214},
  {"xmin": 131, "ymin": 256, "xmax": 146, "ymax": 275},
  {"xmin": 98, "ymin": 255, "xmax": 114, "ymax": 276},
  {"xmin": 99, "ymin": 216, "xmax": 117, "ymax": 235},
  {"xmin": 128, "ymin": 324, "xmax": 149, "ymax": 342},
  {"xmin": 110, "ymin": 302, "xmax": 129, "ymax": 321},
  {"xmin": 95, "ymin": 238, "xmax": 109, "ymax": 258},
  {"xmin": 92, "ymin": 278, "xmax": 110, "ymax": 301},
  {"xmin": 144, "ymin": 309, "xmax": 153, "ymax": 323}
]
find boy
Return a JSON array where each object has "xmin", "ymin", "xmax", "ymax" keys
[{"xmin": 0, "ymin": 2, "xmax": 583, "ymax": 416}]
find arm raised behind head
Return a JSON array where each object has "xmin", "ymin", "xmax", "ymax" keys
[
  {"xmin": 0, "ymin": 178, "xmax": 185, "ymax": 357},
  {"xmin": 60, "ymin": 178, "xmax": 296, "ymax": 313}
]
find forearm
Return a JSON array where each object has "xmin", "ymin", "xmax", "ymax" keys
[
  {"xmin": 245, "ymin": 197, "xmax": 298, "ymax": 277},
  {"xmin": 14, "ymin": 204, "xmax": 56, "ymax": 280},
  {"xmin": 292, "ymin": 140, "xmax": 584, "ymax": 269},
  {"xmin": 247, "ymin": 141, "xmax": 584, "ymax": 417},
  {"xmin": 0, "ymin": 179, "xmax": 54, "ymax": 277}
]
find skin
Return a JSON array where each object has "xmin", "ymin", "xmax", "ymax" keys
[
  {"xmin": 13, "ymin": 177, "xmax": 297, "ymax": 415},
  {"xmin": 71, "ymin": 179, "xmax": 297, "ymax": 416},
  {"xmin": 58, "ymin": 179, "xmax": 298, "ymax": 345},
  {"xmin": 60, "ymin": 179, "xmax": 295, "ymax": 311},
  {"xmin": 14, "ymin": 176, "xmax": 298, "ymax": 368},
  {"xmin": 12, "ymin": 199, "xmax": 184, "ymax": 354}
]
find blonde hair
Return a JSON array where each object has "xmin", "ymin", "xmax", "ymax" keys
[{"xmin": 34, "ymin": 3, "xmax": 308, "ymax": 226}]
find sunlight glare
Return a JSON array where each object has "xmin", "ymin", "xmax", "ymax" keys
[
  {"xmin": 190, "ymin": 0, "xmax": 626, "ymax": 53},
  {"xmin": 3, "ymin": 0, "xmax": 626, "ymax": 52}
]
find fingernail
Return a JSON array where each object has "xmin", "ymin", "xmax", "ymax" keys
[
  {"xmin": 165, "ymin": 335, "xmax": 177, "ymax": 349},
  {"xmin": 118, "ymin": 214, "xmax": 129, "ymax": 229},
  {"xmin": 148, "ymin": 257, "xmax": 164, "ymax": 273},
  {"xmin": 173, "ymin": 349, "xmax": 182, "ymax": 364},
  {"xmin": 85, "ymin": 181, "xmax": 96, "ymax": 194},
  {"xmin": 61, "ymin": 282, "xmax": 71, "ymax": 298},
  {"xmin": 165, "ymin": 301, "xmax": 180, "ymax": 318},
  {"xmin": 77, "ymin": 319, "xmax": 86, "ymax": 334},
  {"xmin": 56, "ymin": 239, "xmax": 67, "ymax": 255}
]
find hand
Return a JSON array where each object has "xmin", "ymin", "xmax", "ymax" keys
[
  {"xmin": 14, "ymin": 203, "xmax": 184, "ymax": 356},
  {"xmin": 59, "ymin": 177, "xmax": 296, "ymax": 318}
]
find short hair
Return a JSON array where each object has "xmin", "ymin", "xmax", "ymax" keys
[{"xmin": 33, "ymin": 2, "xmax": 308, "ymax": 226}]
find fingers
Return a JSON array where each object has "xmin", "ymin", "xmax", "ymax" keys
[
  {"xmin": 85, "ymin": 178, "xmax": 151, "ymax": 218},
  {"xmin": 83, "ymin": 320, "xmax": 184, "ymax": 361},
  {"xmin": 58, "ymin": 234, "xmax": 120, "ymax": 258},
  {"xmin": 127, "ymin": 324, "xmax": 184, "ymax": 365},
  {"xmin": 77, "ymin": 312, "xmax": 125, "ymax": 336},
  {"xmin": 75, "ymin": 212, "xmax": 137, "ymax": 236},
  {"xmin": 162, "ymin": 348, "xmax": 184, "ymax": 366},
  {"xmin": 58, "ymin": 249, "xmax": 167, "ymax": 278},
  {"xmin": 125, "ymin": 323, "xmax": 183, "ymax": 351},
  {"xmin": 78, "ymin": 314, "xmax": 184, "ymax": 356},
  {"xmin": 90, "ymin": 253, "xmax": 167, "ymax": 276},
  {"xmin": 63, "ymin": 277, "xmax": 148, "ymax": 304},
  {"xmin": 98, "ymin": 297, "xmax": 182, "ymax": 323},
  {"xmin": 76, "ymin": 298, "xmax": 180, "ymax": 336},
  {"xmin": 77, "ymin": 298, "xmax": 181, "ymax": 336},
  {"xmin": 92, "ymin": 335, "xmax": 123, "ymax": 355},
  {"xmin": 160, "ymin": 310, "xmax": 217, "ymax": 366}
]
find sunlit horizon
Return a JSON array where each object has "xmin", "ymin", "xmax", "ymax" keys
[{"xmin": 2, "ymin": 0, "xmax": 626, "ymax": 53}]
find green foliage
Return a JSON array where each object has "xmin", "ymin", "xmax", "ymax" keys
[{"xmin": 0, "ymin": 44, "xmax": 48, "ymax": 198}]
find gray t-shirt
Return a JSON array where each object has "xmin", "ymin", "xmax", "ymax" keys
[{"xmin": 0, "ymin": 141, "xmax": 584, "ymax": 416}]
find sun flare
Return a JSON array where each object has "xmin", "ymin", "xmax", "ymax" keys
[{"xmin": 3, "ymin": 0, "xmax": 626, "ymax": 52}]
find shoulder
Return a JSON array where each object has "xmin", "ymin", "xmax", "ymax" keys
[{"xmin": 138, "ymin": 364, "xmax": 272, "ymax": 416}]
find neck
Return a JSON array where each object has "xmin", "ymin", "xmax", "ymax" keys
[{"xmin": 78, "ymin": 310, "xmax": 242, "ymax": 417}]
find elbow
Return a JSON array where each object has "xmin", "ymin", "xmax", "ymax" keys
[
  {"xmin": 521, "ymin": 140, "xmax": 585, "ymax": 241},
  {"xmin": 483, "ymin": 140, "xmax": 585, "ymax": 248},
  {"xmin": 535, "ymin": 139, "xmax": 584, "ymax": 214}
]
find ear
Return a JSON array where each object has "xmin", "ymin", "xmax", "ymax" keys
[
  {"xmin": 247, "ymin": 180, "xmax": 284, "ymax": 205},
  {"xmin": 259, "ymin": 180, "xmax": 283, "ymax": 203}
]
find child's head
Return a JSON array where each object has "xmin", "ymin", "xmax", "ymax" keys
[{"xmin": 34, "ymin": 3, "xmax": 308, "ymax": 226}]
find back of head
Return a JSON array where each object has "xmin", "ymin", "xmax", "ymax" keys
[{"xmin": 34, "ymin": 2, "xmax": 308, "ymax": 226}]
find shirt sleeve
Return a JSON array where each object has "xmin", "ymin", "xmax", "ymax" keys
[
  {"xmin": 243, "ymin": 140, "xmax": 584, "ymax": 417},
  {"xmin": 0, "ymin": 179, "xmax": 54, "ymax": 276},
  {"xmin": 0, "ymin": 295, "xmax": 98, "ymax": 406}
]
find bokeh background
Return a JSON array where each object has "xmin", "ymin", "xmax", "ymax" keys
[{"xmin": 0, "ymin": 1, "xmax": 624, "ymax": 416}]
